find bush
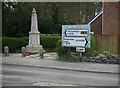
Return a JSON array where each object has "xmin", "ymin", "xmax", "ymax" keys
[
  {"xmin": 40, "ymin": 36, "xmax": 61, "ymax": 48},
  {"xmin": 91, "ymin": 35, "xmax": 96, "ymax": 51},
  {"xmin": 56, "ymin": 39, "xmax": 79, "ymax": 62},
  {"xmin": 2, "ymin": 36, "xmax": 61, "ymax": 53},
  {"xmin": 56, "ymin": 39, "xmax": 68, "ymax": 56},
  {"xmin": 104, "ymin": 51, "xmax": 111, "ymax": 55},
  {"xmin": 2, "ymin": 37, "xmax": 28, "ymax": 53}
]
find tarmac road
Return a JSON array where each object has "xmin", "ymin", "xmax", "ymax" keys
[{"xmin": 2, "ymin": 63, "xmax": 118, "ymax": 87}]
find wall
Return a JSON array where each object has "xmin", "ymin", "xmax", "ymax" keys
[
  {"xmin": 103, "ymin": 2, "xmax": 119, "ymax": 35},
  {"xmin": 118, "ymin": 2, "xmax": 120, "ymax": 55}
]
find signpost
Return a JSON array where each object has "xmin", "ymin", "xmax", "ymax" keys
[
  {"xmin": 63, "ymin": 37, "xmax": 88, "ymax": 47},
  {"xmin": 65, "ymin": 30, "xmax": 88, "ymax": 37},
  {"xmin": 62, "ymin": 24, "xmax": 92, "ymax": 58},
  {"xmin": 62, "ymin": 25, "xmax": 91, "ymax": 48}
]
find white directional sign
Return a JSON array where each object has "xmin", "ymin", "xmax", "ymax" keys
[
  {"xmin": 65, "ymin": 30, "xmax": 88, "ymax": 37},
  {"xmin": 63, "ymin": 37, "xmax": 88, "ymax": 47},
  {"xmin": 62, "ymin": 25, "xmax": 91, "ymax": 48},
  {"xmin": 76, "ymin": 47, "xmax": 85, "ymax": 52}
]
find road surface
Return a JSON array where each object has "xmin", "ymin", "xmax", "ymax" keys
[{"xmin": 2, "ymin": 64, "xmax": 118, "ymax": 86}]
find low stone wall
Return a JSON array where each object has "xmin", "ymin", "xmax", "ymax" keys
[{"xmin": 81, "ymin": 54, "xmax": 120, "ymax": 64}]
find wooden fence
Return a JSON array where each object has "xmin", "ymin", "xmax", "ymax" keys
[{"xmin": 94, "ymin": 35, "xmax": 118, "ymax": 54}]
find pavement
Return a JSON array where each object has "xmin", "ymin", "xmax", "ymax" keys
[{"xmin": 2, "ymin": 53, "xmax": 119, "ymax": 74}]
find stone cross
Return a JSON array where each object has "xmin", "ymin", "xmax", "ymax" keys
[
  {"xmin": 22, "ymin": 47, "xmax": 26, "ymax": 57},
  {"xmin": 4, "ymin": 46, "xmax": 9, "ymax": 56},
  {"xmin": 26, "ymin": 8, "xmax": 43, "ymax": 54}
]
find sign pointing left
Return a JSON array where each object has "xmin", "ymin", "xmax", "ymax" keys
[{"xmin": 64, "ymin": 29, "xmax": 88, "ymax": 37}]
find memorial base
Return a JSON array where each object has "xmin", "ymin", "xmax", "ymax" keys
[{"xmin": 26, "ymin": 45, "xmax": 43, "ymax": 54}]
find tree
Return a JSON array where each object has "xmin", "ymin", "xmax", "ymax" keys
[{"xmin": 2, "ymin": 2, "xmax": 102, "ymax": 37}]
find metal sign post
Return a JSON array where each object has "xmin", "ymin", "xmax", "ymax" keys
[
  {"xmin": 80, "ymin": 53, "xmax": 82, "ymax": 58},
  {"xmin": 76, "ymin": 47, "xmax": 85, "ymax": 59}
]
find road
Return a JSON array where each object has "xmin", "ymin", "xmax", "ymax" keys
[{"xmin": 2, "ymin": 64, "xmax": 118, "ymax": 86}]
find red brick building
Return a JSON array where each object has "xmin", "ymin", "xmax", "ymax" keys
[
  {"xmin": 88, "ymin": 2, "xmax": 119, "ymax": 35},
  {"xmin": 103, "ymin": 2, "xmax": 119, "ymax": 35},
  {"xmin": 87, "ymin": 2, "xmax": 120, "ymax": 54}
]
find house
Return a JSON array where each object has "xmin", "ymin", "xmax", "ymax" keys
[
  {"xmin": 87, "ymin": 2, "xmax": 120, "ymax": 54},
  {"xmin": 88, "ymin": 2, "xmax": 119, "ymax": 35}
]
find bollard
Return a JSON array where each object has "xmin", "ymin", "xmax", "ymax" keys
[
  {"xmin": 4, "ymin": 46, "xmax": 9, "ymax": 57},
  {"xmin": 22, "ymin": 47, "xmax": 26, "ymax": 57},
  {"xmin": 39, "ymin": 47, "xmax": 43, "ymax": 59}
]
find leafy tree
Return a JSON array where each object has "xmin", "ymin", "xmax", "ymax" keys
[{"xmin": 2, "ymin": 2, "xmax": 102, "ymax": 37}]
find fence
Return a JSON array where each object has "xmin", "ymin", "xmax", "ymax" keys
[{"xmin": 94, "ymin": 35, "xmax": 118, "ymax": 54}]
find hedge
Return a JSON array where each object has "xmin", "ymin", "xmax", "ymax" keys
[{"xmin": 2, "ymin": 36, "xmax": 61, "ymax": 53}]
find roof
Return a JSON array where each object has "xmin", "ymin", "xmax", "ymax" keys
[{"xmin": 87, "ymin": 9, "xmax": 103, "ymax": 25}]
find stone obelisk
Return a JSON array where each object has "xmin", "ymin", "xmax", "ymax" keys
[{"xmin": 26, "ymin": 8, "xmax": 43, "ymax": 54}]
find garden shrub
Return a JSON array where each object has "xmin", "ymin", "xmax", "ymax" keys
[
  {"xmin": 103, "ymin": 51, "xmax": 111, "ymax": 55},
  {"xmin": 2, "ymin": 36, "xmax": 61, "ymax": 53},
  {"xmin": 40, "ymin": 36, "xmax": 61, "ymax": 48},
  {"xmin": 2, "ymin": 37, "xmax": 28, "ymax": 53},
  {"xmin": 56, "ymin": 39, "xmax": 68, "ymax": 57},
  {"xmin": 56, "ymin": 39, "xmax": 79, "ymax": 62}
]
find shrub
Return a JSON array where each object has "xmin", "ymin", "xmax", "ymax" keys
[
  {"xmin": 104, "ymin": 51, "xmax": 111, "ymax": 55},
  {"xmin": 2, "ymin": 37, "xmax": 28, "ymax": 53},
  {"xmin": 40, "ymin": 36, "xmax": 61, "ymax": 48},
  {"xmin": 56, "ymin": 39, "xmax": 79, "ymax": 62},
  {"xmin": 56, "ymin": 39, "xmax": 68, "ymax": 56},
  {"xmin": 91, "ymin": 35, "xmax": 96, "ymax": 51},
  {"xmin": 2, "ymin": 36, "xmax": 61, "ymax": 53}
]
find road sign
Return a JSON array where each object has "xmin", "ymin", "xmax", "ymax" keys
[
  {"xmin": 63, "ymin": 37, "xmax": 88, "ymax": 47},
  {"xmin": 65, "ymin": 30, "xmax": 88, "ymax": 37},
  {"xmin": 62, "ymin": 25, "xmax": 91, "ymax": 48},
  {"xmin": 76, "ymin": 47, "xmax": 85, "ymax": 52}
]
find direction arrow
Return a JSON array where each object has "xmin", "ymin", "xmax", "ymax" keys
[
  {"xmin": 64, "ymin": 30, "xmax": 68, "ymax": 36},
  {"xmin": 85, "ymin": 38, "xmax": 88, "ymax": 46}
]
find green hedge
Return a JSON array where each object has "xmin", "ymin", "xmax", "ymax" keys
[
  {"xmin": 2, "ymin": 37, "xmax": 28, "ymax": 53},
  {"xmin": 56, "ymin": 39, "xmax": 68, "ymax": 57},
  {"xmin": 40, "ymin": 36, "xmax": 61, "ymax": 48},
  {"xmin": 2, "ymin": 36, "xmax": 61, "ymax": 53}
]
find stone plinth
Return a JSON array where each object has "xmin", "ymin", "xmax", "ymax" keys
[
  {"xmin": 26, "ymin": 8, "xmax": 43, "ymax": 54},
  {"xmin": 26, "ymin": 45, "xmax": 43, "ymax": 54}
]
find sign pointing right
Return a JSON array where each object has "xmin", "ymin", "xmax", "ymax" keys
[
  {"xmin": 63, "ymin": 37, "xmax": 89, "ymax": 47},
  {"xmin": 85, "ymin": 38, "xmax": 88, "ymax": 46}
]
